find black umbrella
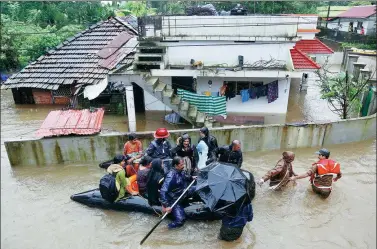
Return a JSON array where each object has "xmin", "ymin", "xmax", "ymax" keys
[{"xmin": 195, "ymin": 162, "xmax": 249, "ymax": 211}]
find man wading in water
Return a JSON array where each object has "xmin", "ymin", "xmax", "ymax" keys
[
  {"xmin": 290, "ymin": 149, "xmax": 342, "ymax": 198},
  {"xmin": 257, "ymin": 151, "xmax": 297, "ymax": 190}
]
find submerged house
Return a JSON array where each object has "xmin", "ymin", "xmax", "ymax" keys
[
  {"xmin": 1, "ymin": 17, "xmax": 140, "ymax": 114},
  {"xmin": 110, "ymin": 14, "xmax": 333, "ymax": 127}
]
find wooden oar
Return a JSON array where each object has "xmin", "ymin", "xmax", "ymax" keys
[{"xmin": 140, "ymin": 179, "xmax": 196, "ymax": 245}]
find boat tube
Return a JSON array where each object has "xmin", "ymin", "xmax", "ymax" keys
[{"xmin": 70, "ymin": 189, "xmax": 224, "ymax": 221}]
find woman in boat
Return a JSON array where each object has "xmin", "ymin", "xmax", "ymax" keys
[
  {"xmin": 257, "ymin": 151, "xmax": 297, "ymax": 190},
  {"xmin": 171, "ymin": 133, "xmax": 197, "ymax": 176},
  {"xmin": 137, "ymin": 156, "xmax": 153, "ymax": 197},
  {"xmin": 146, "ymin": 158, "xmax": 165, "ymax": 206}
]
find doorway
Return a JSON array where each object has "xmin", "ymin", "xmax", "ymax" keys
[{"xmin": 132, "ymin": 83, "xmax": 145, "ymax": 113}]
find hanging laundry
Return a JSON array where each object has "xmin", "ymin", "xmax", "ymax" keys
[
  {"xmin": 248, "ymin": 89, "xmax": 256, "ymax": 99},
  {"xmin": 240, "ymin": 89, "xmax": 250, "ymax": 103},
  {"xmin": 267, "ymin": 80, "xmax": 279, "ymax": 103}
]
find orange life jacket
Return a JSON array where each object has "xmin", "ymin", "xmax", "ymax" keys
[
  {"xmin": 316, "ymin": 159, "xmax": 340, "ymax": 176},
  {"xmin": 126, "ymin": 174, "xmax": 139, "ymax": 195}
]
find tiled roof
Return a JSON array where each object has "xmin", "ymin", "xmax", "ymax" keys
[
  {"xmin": 337, "ymin": 5, "xmax": 376, "ymax": 18},
  {"xmin": 290, "ymin": 48, "xmax": 321, "ymax": 70},
  {"xmin": 294, "ymin": 38, "xmax": 334, "ymax": 54},
  {"xmin": 35, "ymin": 108, "xmax": 104, "ymax": 138},
  {"xmin": 2, "ymin": 17, "xmax": 137, "ymax": 90}
]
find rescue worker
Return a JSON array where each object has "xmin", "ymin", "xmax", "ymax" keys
[
  {"xmin": 145, "ymin": 128, "xmax": 172, "ymax": 174},
  {"xmin": 160, "ymin": 156, "xmax": 196, "ymax": 229},
  {"xmin": 290, "ymin": 148, "xmax": 342, "ymax": 199},
  {"xmin": 258, "ymin": 151, "xmax": 297, "ymax": 190},
  {"xmin": 198, "ymin": 127, "xmax": 218, "ymax": 165},
  {"xmin": 171, "ymin": 133, "xmax": 197, "ymax": 175},
  {"xmin": 215, "ymin": 140, "xmax": 243, "ymax": 168},
  {"xmin": 218, "ymin": 197, "xmax": 253, "ymax": 241}
]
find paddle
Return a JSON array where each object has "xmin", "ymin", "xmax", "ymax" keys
[{"xmin": 140, "ymin": 178, "xmax": 196, "ymax": 245}]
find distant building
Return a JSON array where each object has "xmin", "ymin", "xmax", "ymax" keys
[{"xmin": 326, "ymin": 5, "xmax": 377, "ymax": 35}]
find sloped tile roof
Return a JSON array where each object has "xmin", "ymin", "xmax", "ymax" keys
[
  {"xmin": 294, "ymin": 38, "xmax": 334, "ymax": 54},
  {"xmin": 290, "ymin": 48, "xmax": 321, "ymax": 70},
  {"xmin": 2, "ymin": 17, "xmax": 137, "ymax": 90},
  {"xmin": 337, "ymin": 5, "xmax": 376, "ymax": 18},
  {"xmin": 35, "ymin": 108, "xmax": 104, "ymax": 138}
]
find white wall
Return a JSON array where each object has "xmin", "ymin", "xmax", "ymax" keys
[
  {"xmin": 160, "ymin": 16, "xmax": 299, "ymax": 39},
  {"xmin": 328, "ymin": 17, "xmax": 376, "ymax": 35},
  {"xmin": 314, "ymin": 52, "xmax": 343, "ymax": 65},
  {"xmin": 163, "ymin": 41, "xmax": 295, "ymax": 67},
  {"xmin": 298, "ymin": 33, "xmax": 316, "ymax": 39}
]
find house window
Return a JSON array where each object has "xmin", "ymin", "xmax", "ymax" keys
[
  {"xmin": 357, "ymin": 21, "xmax": 363, "ymax": 29},
  {"xmin": 226, "ymin": 81, "xmax": 264, "ymax": 95}
]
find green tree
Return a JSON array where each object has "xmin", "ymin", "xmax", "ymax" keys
[
  {"xmin": 0, "ymin": 15, "xmax": 19, "ymax": 72},
  {"xmin": 315, "ymin": 62, "xmax": 375, "ymax": 119},
  {"xmin": 119, "ymin": 1, "xmax": 156, "ymax": 16}
]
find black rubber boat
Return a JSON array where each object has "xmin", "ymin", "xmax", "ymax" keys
[
  {"xmin": 70, "ymin": 189, "xmax": 224, "ymax": 221},
  {"xmin": 70, "ymin": 169, "xmax": 255, "ymax": 220}
]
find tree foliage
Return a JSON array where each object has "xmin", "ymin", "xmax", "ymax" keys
[{"xmin": 315, "ymin": 61, "xmax": 375, "ymax": 119}]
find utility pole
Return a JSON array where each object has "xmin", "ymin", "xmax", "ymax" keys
[{"xmin": 325, "ymin": 1, "xmax": 331, "ymax": 28}]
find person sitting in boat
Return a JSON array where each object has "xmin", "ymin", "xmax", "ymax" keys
[
  {"xmin": 145, "ymin": 128, "xmax": 173, "ymax": 174},
  {"xmin": 123, "ymin": 132, "xmax": 143, "ymax": 163},
  {"xmin": 215, "ymin": 140, "xmax": 243, "ymax": 168},
  {"xmin": 290, "ymin": 149, "xmax": 342, "ymax": 199},
  {"xmin": 218, "ymin": 198, "xmax": 253, "ymax": 241},
  {"xmin": 257, "ymin": 151, "xmax": 297, "ymax": 190},
  {"xmin": 160, "ymin": 156, "xmax": 196, "ymax": 229},
  {"xmin": 171, "ymin": 133, "xmax": 197, "ymax": 176},
  {"xmin": 103, "ymin": 156, "xmax": 129, "ymax": 202},
  {"xmin": 146, "ymin": 158, "xmax": 165, "ymax": 206},
  {"xmin": 198, "ymin": 127, "xmax": 218, "ymax": 165},
  {"xmin": 137, "ymin": 156, "xmax": 153, "ymax": 197}
]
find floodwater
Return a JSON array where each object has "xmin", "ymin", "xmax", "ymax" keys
[{"xmin": 1, "ymin": 89, "xmax": 376, "ymax": 249}]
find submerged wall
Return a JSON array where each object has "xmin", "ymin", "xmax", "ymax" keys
[{"xmin": 5, "ymin": 114, "xmax": 376, "ymax": 166}]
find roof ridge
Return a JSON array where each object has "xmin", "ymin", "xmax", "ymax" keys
[
  {"xmin": 314, "ymin": 38, "xmax": 334, "ymax": 53},
  {"xmin": 292, "ymin": 47, "xmax": 321, "ymax": 69},
  {"xmin": 114, "ymin": 16, "xmax": 138, "ymax": 35}
]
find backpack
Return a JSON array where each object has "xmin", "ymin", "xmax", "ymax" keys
[{"xmin": 99, "ymin": 174, "xmax": 119, "ymax": 203}]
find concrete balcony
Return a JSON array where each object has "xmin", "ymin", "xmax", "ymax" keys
[{"xmin": 138, "ymin": 15, "xmax": 317, "ymax": 42}]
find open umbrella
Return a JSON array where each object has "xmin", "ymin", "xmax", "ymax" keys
[{"xmin": 195, "ymin": 161, "xmax": 249, "ymax": 211}]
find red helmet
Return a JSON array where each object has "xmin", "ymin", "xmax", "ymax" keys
[{"xmin": 154, "ymin": 128, "xmax": 170, "ymax": 139}]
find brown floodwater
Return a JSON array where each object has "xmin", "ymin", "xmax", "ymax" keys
[{"xmin": 1, "ymin": 89, "xmax": 376, "ymax": 249}]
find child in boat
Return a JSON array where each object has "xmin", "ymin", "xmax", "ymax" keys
[
  {"xmin": 123, "ymin": 133, "xmax": 143, "ymax": 177},
  {"xmin": 106, "ymin": 156, "xmax": 130, "ymax": 202},
  {"xmin": 257, "ymin": 151, "xmax": 297, "ymax": 190}
]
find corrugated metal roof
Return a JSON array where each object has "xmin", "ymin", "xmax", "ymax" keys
[
  {"xmin": 337, "ymin": 5, "xmax": 376, "ymax": 18},
  {"xmin": 290, "ymin": 48, "xmax": 321, "ymax": 70},
  {"xmin": 2, "ymin": 17, "xmax": 137, "ymax": 90},
  {"xmin": 35, "ymin": 108, "xmax": 104, "ymax": 138},
  {"xmin": 294, "ymin": 39, "xmax": 334, "ymax": 54},
  {"xmin": 317, "ymin": 6, "xmax": 353, "ymax": 18}
]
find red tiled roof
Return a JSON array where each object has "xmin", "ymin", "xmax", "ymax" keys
[
  {"xmin": 337, "ymin": 5, "xmax": 376, "ymax": 18},
  {"xmin": 35, "ymin": 108, "xmax": 104, "ymax": 138},
  {"xmin": 290, "ymin": 48, "xmax": 321, "ymax": 70},
  {"xmin": 294, "ymin": 38, "xmax": 334, "ymax": 54}
]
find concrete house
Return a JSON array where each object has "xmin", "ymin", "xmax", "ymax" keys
[
  {"xmin": 1, "ymin": 17, "xmax": 140, "ymax": 114},
  {"xmin": 110, "ymin": 14, "xmax": 333, "ymax": 128},
  {"xmin": 326, "ymin": 5, "xmax": 376, "ymax": 35}
]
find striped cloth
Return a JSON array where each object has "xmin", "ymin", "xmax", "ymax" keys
[{"xmin": 177, "ymin": 88, "xmax": 226, "ymax": 116}]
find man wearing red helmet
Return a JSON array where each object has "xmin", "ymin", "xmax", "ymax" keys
[{"xmin": 145, "ymin": 128, "xmax": 173, "ymax": 174}]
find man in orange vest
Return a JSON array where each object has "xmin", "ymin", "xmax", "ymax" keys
[{"xmin": 290, "ymin": 149, "xmax": 342, "ymax": 198}]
